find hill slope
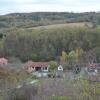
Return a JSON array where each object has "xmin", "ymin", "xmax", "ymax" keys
[{"xmin": 0, "ymin": 12, "xmax": 100, "ymax": 28}]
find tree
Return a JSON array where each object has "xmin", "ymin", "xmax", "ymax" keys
[
  {"xmin": 60, "ymin": 51, "xmax": 67, "ymax": 62},
  {"xmin": 30, "ymin": 53, "xmax": 39, "ymax": 61},
  {"xmin": 49, "ymin": 61, "xmax": 58, "ymax": 72},
  {"xmin": 67, "ymin": 50, "xmax": 78, "ymax": 69},
  {"xmin": 69, "ymin": 50, "xmax": 78, "ymax": 63}
]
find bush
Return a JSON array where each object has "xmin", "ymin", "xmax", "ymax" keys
[
  {"xmin": 49, "ymin": 61, "xmax": 58, "ymax": 72},
  {"xmin": 5, "ymin": 85, "xmax": 38, "ymax": 100},
  {"xmin": 52, "ymin": 96, "xmax": 71, "ymax": 100}
]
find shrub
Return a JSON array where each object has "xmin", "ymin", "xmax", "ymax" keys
[{"xmin": 52, "ymin": 96, "xmax": 71, "ymax": 100}]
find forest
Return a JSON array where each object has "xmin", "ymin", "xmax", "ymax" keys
[{"xmin": 0, "ymin": 26, "xmax": 100, "ymax": 64}]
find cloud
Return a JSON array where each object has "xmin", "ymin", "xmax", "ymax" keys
[
  {"xmin": 1, "ymin": 0, "xmax": 33, "ymax": 3},
  {"xmin": 0, "ymin": 0, "xmax": 100, "ymax": 15}
]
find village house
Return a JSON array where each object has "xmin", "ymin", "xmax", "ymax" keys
[
  {"xmin": 25, "ymin": 61, "xmax": 65, "ymax": 77},
  {"xmin": 86, "ymin": 63, "xmax": 100, "ymax": 76},
  {"xmin": 24, "ymin": 60, "xmax": 49, "ymax": 73}
]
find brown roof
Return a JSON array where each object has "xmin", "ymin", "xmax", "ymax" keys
[
  {"xmin": 88, "ymin": 63, "xmax": 100, "ymax": 69},
  {"xmin": 25, "ymin": 61, "xmax": 49, "ymax": 68}
]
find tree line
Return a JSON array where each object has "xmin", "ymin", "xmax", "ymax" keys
[
  {"xmin": 0, "ymin": 12, "xmax": 100, "ymax": 28},
  {"xmin": 0, "ymin": 26, "xmax": 99, "ymax": 65}
]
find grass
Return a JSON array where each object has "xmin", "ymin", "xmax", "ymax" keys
[
  {"xmin": 28, "ymin": 22, "xmax": 92, "ymax": 30},
  {"xmin": 52, "ymin": 96, "xmax": 70, "ymax": 100}
]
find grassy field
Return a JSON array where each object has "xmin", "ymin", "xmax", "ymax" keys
[{"xmin": 28, "ymin": 22, "xmax": 92, "ymax": 30}]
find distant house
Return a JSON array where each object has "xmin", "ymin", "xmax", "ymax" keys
[
  {"xmin": 87, "ymin": 63, "xmax": 100, "ymax": 76},
  {"xmin": 0, "ymin": 58, "xmax": 8, "ymax": 66},
  {"xmin": 55, "ymin": 65, "xmax": 64, "ymax": 78},
  {"xmin": 24, "ymin": 61, "xmax": 49, "ymax": 73}
]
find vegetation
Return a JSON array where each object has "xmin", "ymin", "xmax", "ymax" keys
[
  {"xmin": 0, "ymin": 12, "xmax": 100, "ymax": 100},
  {"xmin": 52, "ymin": 96, "xmax": 67, "ymax": 100},
  {"xmin": 0, "ymin": 12, "xmax": 99, "ymax": 64},
  {"xmin": 49, "ymin": 61, "xmax": 58, "ymax": 72},
  {"xmin": 0, "ymin": 71, "xmax": 99, "ymax": 100},
  {"xmin": 0, "ymin": 12, "xmax": 100, "ymax": 28},
  {"xmin": 0, "ymin": 26, "xmax": 99, "ymax": 64}
]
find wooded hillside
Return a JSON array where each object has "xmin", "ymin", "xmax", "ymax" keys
[
  {"xmin": 0, "ymin": 12, "xmax": 100, "ymax": 64},
  {"xmin": 0, "ymin": 12, "xmax": 100, "ymax": 28}
]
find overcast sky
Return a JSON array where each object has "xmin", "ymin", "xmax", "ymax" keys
[{"xmin": 0, "ymin": 0, "xmax": 100, "ymax": 15}]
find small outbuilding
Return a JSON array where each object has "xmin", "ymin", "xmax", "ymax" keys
[
  {"xmin": 58, "ymin": 65, "xmax": 63, "ymax": 71},
  {"xmin": 55, "ymin": 65, "xmax": 64, "ymax": 78}
]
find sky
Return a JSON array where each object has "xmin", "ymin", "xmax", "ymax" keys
[{"xmin": 0, "ymin": 0, "xmax": 100, "ymax": 15}]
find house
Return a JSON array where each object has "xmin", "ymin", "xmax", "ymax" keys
[
  {"xmin": 24, "ymin": 61, "xmax": 49, "ymax": 73},
  {"xmin": 87, "ymin": 63, "xmax": 100, "ymax": 76},
  {"xmin": 55, "ymin": 65, "xmax": 64, "ymax": 78},
  {"xmin": 0, "ymin": 57, "xmax": 8, "ymax": 66}
]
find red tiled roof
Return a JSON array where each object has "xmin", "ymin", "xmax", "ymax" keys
[{"xmin": 25, "ymin": 61, "xmax": 49, "ymax": 68}]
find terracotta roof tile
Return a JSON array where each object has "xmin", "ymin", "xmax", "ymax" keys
[{"xmin": 25, "ymin": 61, "xmax": 49, "ymax": 68}]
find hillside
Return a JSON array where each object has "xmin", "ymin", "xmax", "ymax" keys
[
  {"xmin": 28, "ymin": 22, "xmax": 92, "ymax": 29},
  {"xmin": 0, "ymin": 12, "xmax": 100, "ymax": 28},
  {"xmin": 0, "ymin": 12, "xmax": 100, "ymax": 63}
]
